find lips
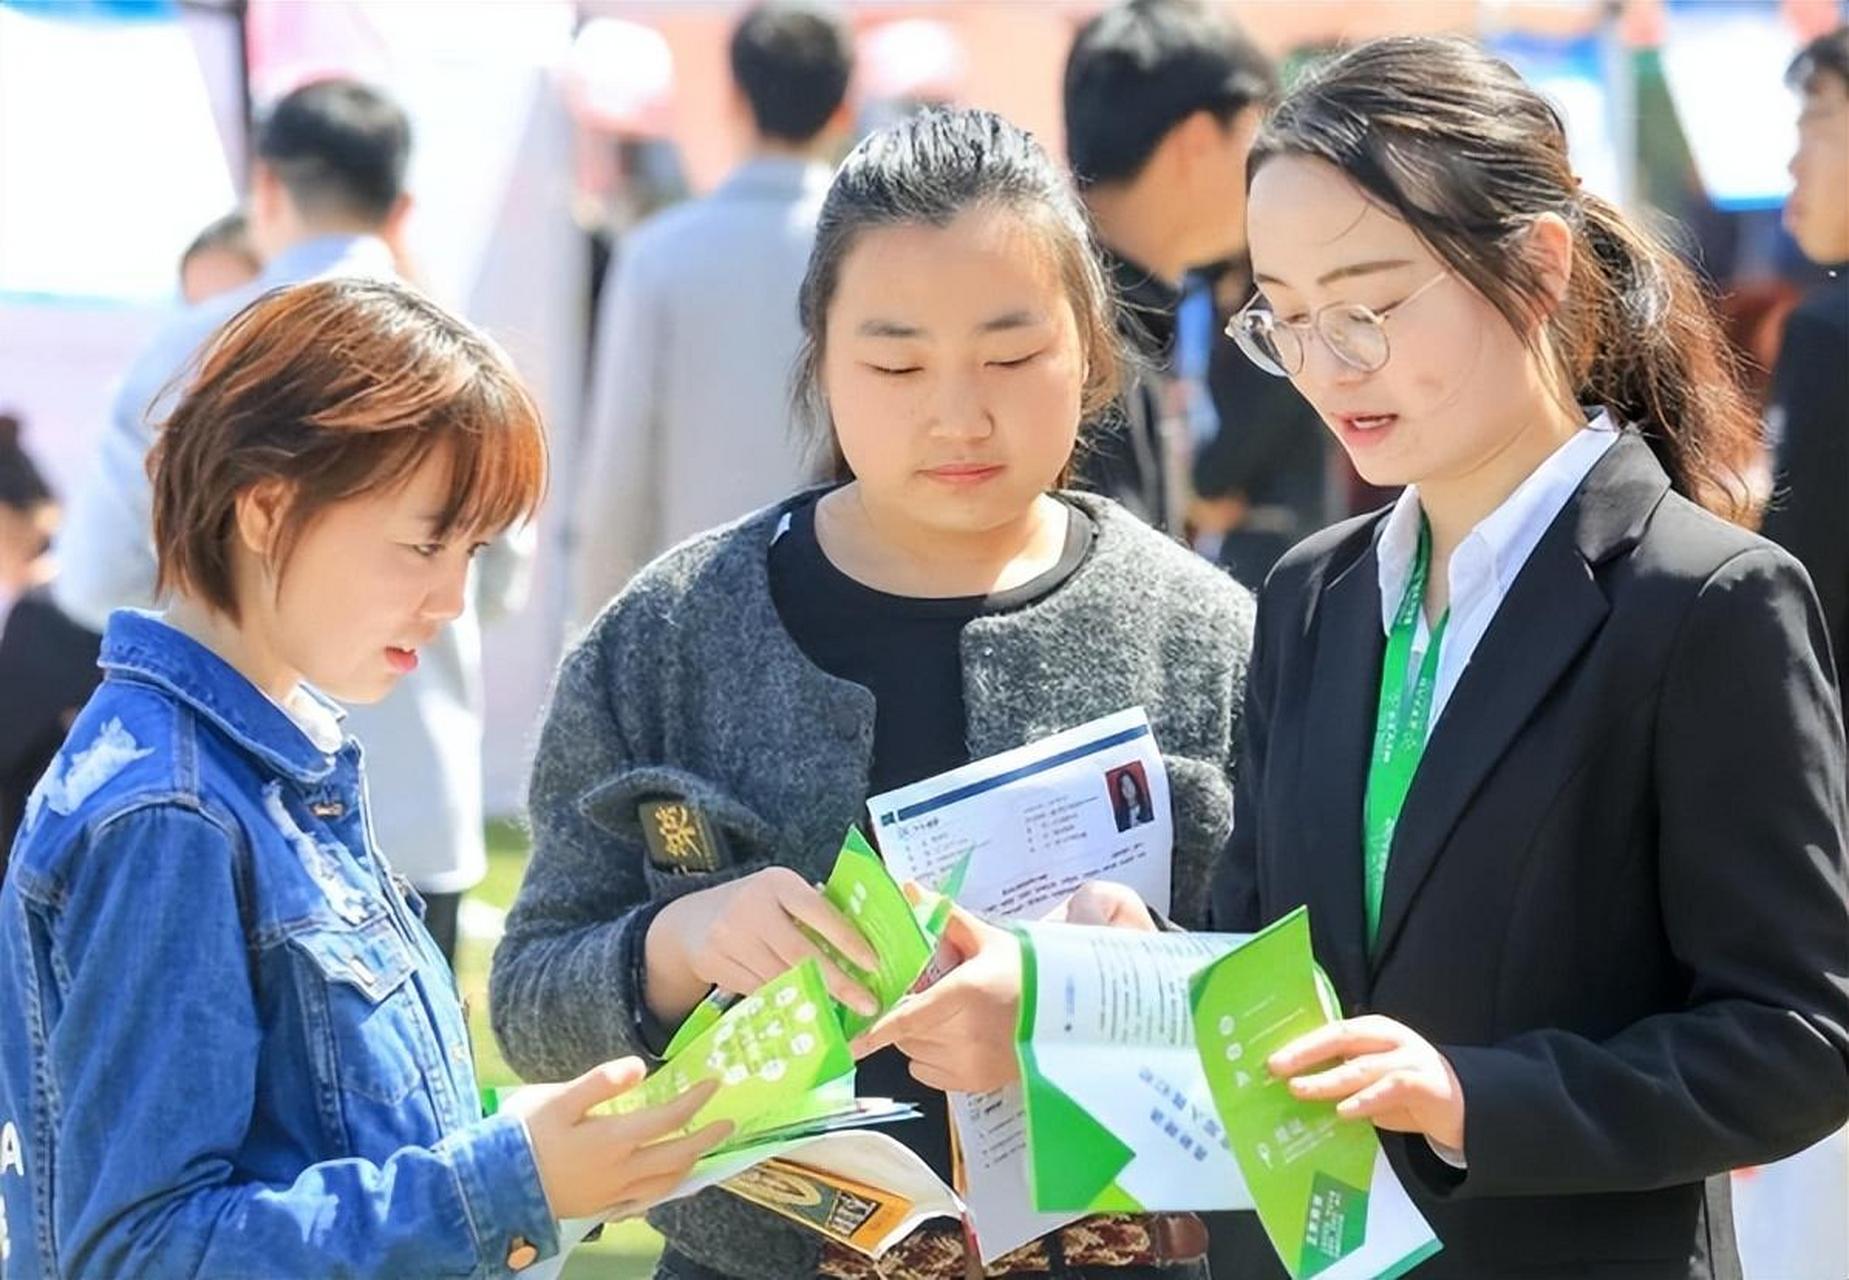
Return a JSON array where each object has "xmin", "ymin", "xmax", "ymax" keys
[
  {"xmin": 922, "ymin": 462, "xmax": 1004, "ymax": 484},
  {"xmin": 385, "ymin": 646, "xmax": 419, "ymax": 675},
  {"xmin": 1330, "ymin": 412, "xmax": 1400, "ymax": 449}
]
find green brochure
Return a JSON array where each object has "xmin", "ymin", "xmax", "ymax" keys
[
  {"xmin": 576, "ymin": 826, "xmax": 957, "ymax": 1162},
  {"xmin": 1191, "ymin": 908, "xmax": 1442, "ymax": 1279},
  {"xmin": 665, "ymin": 827, "xmax": 956, "ymax": 1057},
  {"xmin": 1013, "ymin": 924, "xmax": 1255, "ymax": 1213},
  {"xmin": 811, "ymin": 826, "xmax": 941, "ymax": 1040},
  {"xmin": 601, "ymin": 957, "xmax": 856, "ymax": 1144},
  {"xmin": 484, "ymin": 957, "xmax": 918, "ymax": 1166}
]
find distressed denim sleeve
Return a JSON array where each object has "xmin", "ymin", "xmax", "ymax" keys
[
  {"xmin": 490, "ymin": 631, "xmax": 666, "ymax": 1083},
  {"xmin": 44, "ymin": 803, "xmax": 558, "ymax": 1279}
]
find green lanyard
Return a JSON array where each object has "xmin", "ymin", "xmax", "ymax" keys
[{"xmin": 1363, "ymin": 518, "xmax": 1449, "ymax": 948}]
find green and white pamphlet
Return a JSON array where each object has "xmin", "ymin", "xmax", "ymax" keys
[
  {"xmin": 1012, "ymin": 909, "xmax": 1442, "ymax": 1279},
  {"xmin": 1191, "ymin": 908, "xmax": 1440, "ymax": 1278},
  {"xmin": 1014, "ymin": 923, "xmax": 1255, "ymax": 1212}
]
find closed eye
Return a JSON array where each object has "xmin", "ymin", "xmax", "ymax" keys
[
  {"xmin": 867, "ymin": 364, "xmax": 921, "ymax": 376},
  {"xmin": 988, "ymin": 352, "xmax": 1041, "ymax": 369}
]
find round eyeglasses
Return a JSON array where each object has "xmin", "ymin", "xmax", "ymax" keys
[{"xmin": 1225, "ymin": 272, "xmax": 1449, "ymax": 377}]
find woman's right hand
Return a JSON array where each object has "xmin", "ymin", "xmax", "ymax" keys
[
  {"xmin": 646, "ymin": 867, "xmax": 881, "ymax": 1021},
  {"xmin": 1042, "ymin": 879, "xmax": 1158, "ymax": 931},
  {"xmin": 505, "ymin": 1057, "xmax": 732, "ymax": 1220}
]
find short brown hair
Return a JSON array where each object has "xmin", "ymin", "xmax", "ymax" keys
[{"xmin": 151, "ymin": 277, "xmax": 548, "ymax": 619}]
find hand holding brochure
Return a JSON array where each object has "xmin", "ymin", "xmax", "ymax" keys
[
  {"xmin": 506, "ymin": 827, "xmax": 970, "ymax": 1277},
  {"xmin": 871, "ymin": 706, "xmax": 1177, "ymax": 1262},
  {"xmin": 599, "ymin": 827, "xmax": 951, "ymax": 1156},
  {"xmin": 1012, "ymin": 923, "xmax": 1254, "ymax": 1213},
  {"xmin": 1192, "ymin": 908, "xmax": 1441, "ymax": 1279},
  {"xmin": 1009, "ymin": 907, "xmax": 1442, "ymax": 1278}
]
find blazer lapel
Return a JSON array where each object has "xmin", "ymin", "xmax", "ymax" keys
[
  {"xmin": 1294, "ymin": 535, "xmax": 1385, "ymax": 1005},
  {"xmin": 1368, "ymin": 433, "xmax": 1672, "ymax": 971}
]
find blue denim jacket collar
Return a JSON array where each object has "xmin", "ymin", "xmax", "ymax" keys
[{"xmin": 100, "ymin": 610, "xmax": 347, "ymax": 785}]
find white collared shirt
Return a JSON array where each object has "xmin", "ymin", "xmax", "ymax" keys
[{"xmin": 1377, "ymin": 414, "xmax": 1621, "ymax": 739}]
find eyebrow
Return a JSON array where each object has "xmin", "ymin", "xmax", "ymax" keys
[
  {"xmin": 1253, "ymin": 258, "xmax": 1416, "ymax": 290},
  {"xmin": 855, "ymin": 310, "xmax": 1045, "ymax": 338}
]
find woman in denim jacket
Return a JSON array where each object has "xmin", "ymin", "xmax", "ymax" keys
[{"xmin": 0, "ymin": 279, "xmax": 727, "ymax": 1278}]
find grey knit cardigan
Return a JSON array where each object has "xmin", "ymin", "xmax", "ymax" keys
[{"xmin": 490, "ymin": 491, "xmax": 1255, "ymax": 1279}]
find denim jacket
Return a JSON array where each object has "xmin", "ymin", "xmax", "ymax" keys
[{"xmin": 0, "ymin": 612, "xmax": 558, "ymax": 1278}]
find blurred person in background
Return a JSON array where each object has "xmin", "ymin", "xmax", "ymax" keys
[
  {"xmin": 0, "ymin": 412, "xmax": 95, "ymax": 863},
  {"xmin": 570, "ymin": 0, "xmax": 854, "ymax": 635},
  {"xmin": 1062, "ymin": 0, "xmax": 1276, "ymax": 536},
  {"xmin": 1188, "ymin": 254, "xmax": 1332, "ymax": 589},
  {"xmin": 178, "ymin": 210, "xmax": 261, "ymax": 305},
  {"xmin": 1762, "ymin": 25, "xmax": 1849, "ymax": 709},
  {"xmin": 52, "ymin": 78, "xmax": 527, "ymax": 967}
]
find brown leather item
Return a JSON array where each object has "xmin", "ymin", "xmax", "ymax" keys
[{"xmin": 816, "ymin": 1213, "xmax": 1209, "ymax": 1279}]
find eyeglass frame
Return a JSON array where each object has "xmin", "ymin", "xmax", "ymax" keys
[{"xmin": 1224, "ymin": 271, "xmax": 1450, "ymax": 377}]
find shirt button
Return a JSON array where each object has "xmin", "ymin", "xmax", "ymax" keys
[
  {"xmin": 507, "ymin": 1237, "xmax": 539, "ymax": 1271},
  {"xmin": 832, "ymin": 704, "xmax": 860, "ymax": 739}
]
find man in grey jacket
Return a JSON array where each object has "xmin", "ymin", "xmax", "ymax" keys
[
  {"xmin": 568, "ymin": 1, "xmax": 854, "ymax": 634},
  {"xmin": 53, "ymin": 80, "xmax": 525, "ymax": 962}
]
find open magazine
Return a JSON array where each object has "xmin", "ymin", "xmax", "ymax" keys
[{"xmin": 1014, "ymin": 908, "xmax": 1443, "ymax": 1279}]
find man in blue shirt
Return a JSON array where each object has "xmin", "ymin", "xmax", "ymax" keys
[{"xmin": 56, "ymin": 79, "xmax": 410, "ymax": 627}]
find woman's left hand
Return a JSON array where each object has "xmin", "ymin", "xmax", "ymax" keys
[
  {"xmin": 1268, "ymin": 1015, "xmax": 1466, "ymax": 1152},
  {"xmin": 849, "ymin": 906, "xmax": 1023, "ymax": 1093}
]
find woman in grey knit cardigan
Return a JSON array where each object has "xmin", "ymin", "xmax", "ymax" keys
[{"xmin": 491, "ymin": 110, "xmax": 1255, "ymax": 1280}]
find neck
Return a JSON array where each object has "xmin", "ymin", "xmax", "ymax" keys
[
  {"xmin": 815, "ymin": 486, "xmax": 1068, "ymax": 598},
  {"xmin": 747, "ymin": 133, "xmax": 824, "ymax": 163},
  {"xmin": 1415, "ymin": 395, "xmax": 1584, "ymax": 614},
  {"xmin": 162, "ymin": 598, "xmax": 298, "ymax": 706},
  {"xmin": 268, "ymin": 220, "xmax": 378, "ymax": 264},
  {"xmin": 1084, "ymin": 183, "xmax": 1191, "ymax": 287}
]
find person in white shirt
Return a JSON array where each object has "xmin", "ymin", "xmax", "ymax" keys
[{"xmin": 569, "ymin": 1, "xmax": 853, "ymax": 635}]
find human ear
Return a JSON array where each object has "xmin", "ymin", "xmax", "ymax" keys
[
  {"xmin": 232, "ymin": 479, "xmax": 292, "ymax": 560},
  {"xmin": 1523, "ymin": 212, "xmax": 1574, "ymax": 319}
]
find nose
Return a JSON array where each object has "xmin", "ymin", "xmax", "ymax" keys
[
  {"xmin": 422, "ymin": 555, "xmax": 470, "ymax": 625},
  {"xmin": 926, "ymin": 367, "xmax": 994, "ymax": 441},
  {"xmin": 1301, "ymin": 325, "xmax": 1368, "ymax": 391}
]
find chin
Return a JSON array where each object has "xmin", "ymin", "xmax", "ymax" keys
[
  {"xmin": 1334, "ymin": 439, "xmax": 1407, "ymax": 490},
  {"xmin": 316, "ymin": 674, "xmax": 395, "ymax": 706}
]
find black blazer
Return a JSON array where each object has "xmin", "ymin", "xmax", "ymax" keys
[{"xmin": 1212, "ymin": 433, "xmax": 1849, "ymax": 1280}]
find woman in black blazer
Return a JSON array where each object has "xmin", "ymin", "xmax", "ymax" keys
[{"xmin": 1209, "ymin": 37, "xmax": 1849, "ymax": 1279}]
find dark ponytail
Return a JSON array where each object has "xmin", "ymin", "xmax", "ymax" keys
[
  {"xmin": 0, "ymin": 413, "xmax": 54, "ymax": 514},
  {"xmin": 1250, "ymin": 36, "xmax": 1760, "ymax": 524},
  {"xmin": 1570, "ymin": 193, "xmax": 1757, "ymax": 521}
]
